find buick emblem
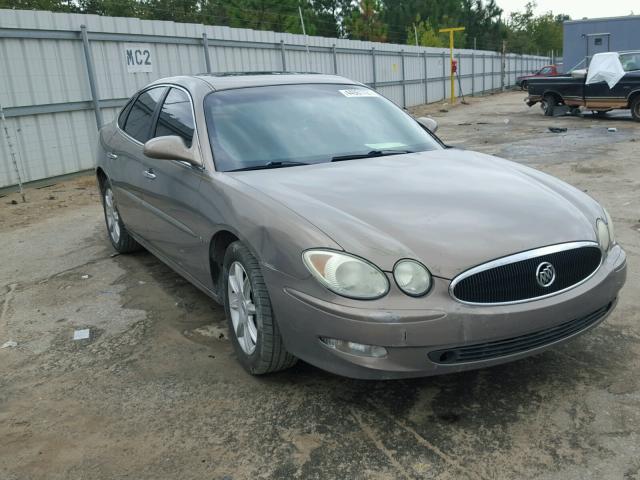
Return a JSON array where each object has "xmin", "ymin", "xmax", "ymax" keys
[{"xmin": 536, "ymin": 262, "xmax": 556, "ymax": 288}]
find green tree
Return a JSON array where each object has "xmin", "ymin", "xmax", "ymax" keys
[
  {"xmin": 407, "ymin": 15, "xmax": 446, "ymax": 47},
  {"xmin": 0, "ymin": 0, "xmax": 76, "ymax": 11},
  {"xmin": 506, "ymin": 2, "xmax": 567, "ymax": 54},
  {"xmin": 346, "ymin": 0, "xmax": 387, "ymax": 42}
]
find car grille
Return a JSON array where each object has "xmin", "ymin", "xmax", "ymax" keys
[
  {"xmin": 428, "ymin": 302, "xmax": 612, "ymax": 364},
  {"xmin": 451, "ymin": 244, "xmax": 602, "ymax": 304}
]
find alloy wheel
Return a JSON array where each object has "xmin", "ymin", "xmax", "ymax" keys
[
  {"xmin": 228, "ymin": 261, "xmax": 258, "ymax": 355},
  {"xmin": 104, "ymin": 188, "xmax": 121, "ymax": 244}
]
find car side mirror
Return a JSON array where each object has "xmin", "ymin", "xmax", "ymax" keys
[
  {"xmin": 416, "ymin": 117, "xmax": 438, "ymax": 134},
  {"xmin": 143, "ymin": 136, "xmax": 201, "ymax": 166}
]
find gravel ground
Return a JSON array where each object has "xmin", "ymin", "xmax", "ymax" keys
[{"xmin": 1, "ymin": 91, "xmax": 639, "ymax": 480}]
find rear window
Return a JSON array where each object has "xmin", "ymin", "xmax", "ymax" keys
[
  {"xmin": 123, "ymin": 87, "xmax": 166, "ymax": 143},
  {"xmin": 154, "ymin": 88, "xmax": 195, "ymax": 148}
]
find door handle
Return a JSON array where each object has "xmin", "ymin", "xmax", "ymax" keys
[
  {"xmin": 142, "ymin": 169, "xmax": 157, "ymax": 180},
  {"xmin": 106, "ymin": 152, "xmax": 118, "ymax": 160}
]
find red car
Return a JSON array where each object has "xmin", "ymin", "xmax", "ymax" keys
[{"xmin": 517, "ymin": 65, "xmax": 560, "ymax": 90}]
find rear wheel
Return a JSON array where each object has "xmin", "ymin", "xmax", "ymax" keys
[
  {"xmin": 631, "ymin": 96, "xmax": 640, "ymax": 122},
  {"xmin": 541, "ymin": 94, "xmax": 557, "ymax": 116},
  {"xmin": 223, "ymin": 241, "xmax": 297, "ymax": 375},
  {"xmin": 520, "ymin": 80, "xmax": 528, "ymax": 91},
  {"xmin": 101, "ymin": 179, "xmax": 141, "ymax": 253}
]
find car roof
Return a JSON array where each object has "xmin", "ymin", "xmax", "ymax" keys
[{"xmin": 151, "ymin": 72, "xmax": 361, "ymax": 91}]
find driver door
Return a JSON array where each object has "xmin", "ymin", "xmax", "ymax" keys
[{"xmin": 138, "ymin": 87, "xmax": 210, "ymax": 285}]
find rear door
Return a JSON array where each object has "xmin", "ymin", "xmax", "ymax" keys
[
  {"xmin": 139, "ymin": 87, "xmax": 210, "ymax": 283},
  {"xmin": 109, "ymin": 86, "xmax": 167, "ymax": 238}
]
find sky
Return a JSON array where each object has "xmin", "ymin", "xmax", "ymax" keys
[{"xmin": 495, "ymin": 0, "xmax": 637, "ymax": 20}]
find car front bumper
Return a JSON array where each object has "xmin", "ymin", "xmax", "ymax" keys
[{"xmin": 264, "ymin": 245, "xmax": 627, "ymax": 379}]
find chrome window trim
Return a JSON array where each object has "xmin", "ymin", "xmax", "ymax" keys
[
  {"xmin": 116, "ymin": 83, "xmax": 205, "ymax": 171},
  {"xmin": 449, "ymin": 241, "xmax": 603, "ymax": 306}
]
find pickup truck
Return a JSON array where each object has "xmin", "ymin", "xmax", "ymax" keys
[
  {"xmin": 516, "ymin": 65, "xmax": 560, "ymax": 90},
  {"xmin": 526, "ymin": 51, "xmax": 640, "ymax": 121}
]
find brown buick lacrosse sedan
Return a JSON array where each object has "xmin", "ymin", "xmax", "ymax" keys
[{"xmin": 96, "ymin": 73, "xmax": 626, "ymax": 379}]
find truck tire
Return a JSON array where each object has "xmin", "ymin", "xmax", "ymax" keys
[
  {"xmin": 520, "ymin": 80, "xmax": 528, "ymax": 91},
  {"xmin": 631, "ymin": 96, "xmax": 640, "ymax": 122},
  {"xmin": 541, "ymin": 94, "xmax": 556, "ymax": 117},
  {"xmin": 223, "ymin": 241, "xmax": 297, "ymax": 375}
]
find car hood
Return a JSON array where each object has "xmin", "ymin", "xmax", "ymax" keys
[{"xmin": 230, "ymin": 149, "xmax": 602, "ymax": 279}]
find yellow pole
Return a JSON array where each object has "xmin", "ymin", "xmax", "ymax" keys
[{"xmin": 439, "ymin": 27, "xmax": 465, "ymax": 105}]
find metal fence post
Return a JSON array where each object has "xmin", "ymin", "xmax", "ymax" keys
[
  {"xmin": 423, "ymin": 51, "xmax": 428, "ymax": 103},
  {"xmin": 471, "ymin": 50, "xmax": 475, "ymax": 97},
  {"xmin": 332, "ymin": 44, "xmax": 338, "ymax": 74},
  {"xmin": 442, "ymin": 51, "xmax": 447, "ymax": 102},
  {"xmin": 280, "ymin": 40, "xmax": 287, "ymax": 72},
  {"xmin": 482, "ymin": 54, "xmax": 486, "ymax": 93},
  {"xmin": 400, "ymin": 49, "xmax": 406, "ymax": 107},
  {"xmin": 202, "ymin": 33, "xmax": 212, "ymax": 73},
  {"xmin": 371, "ymin": 47, "xmax": 377, "ymax": 89},
  {"xmin": 456, "ymin": 52, "xmax": 461, "ymax": 97},
  {"xmin": 80, "ymin": 25, "xmax": 103, "ymax": 129}
]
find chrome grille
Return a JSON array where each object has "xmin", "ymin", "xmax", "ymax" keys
[{"xmin": 450, "ymin": 242, "xmax": 602, "ymax": 305}]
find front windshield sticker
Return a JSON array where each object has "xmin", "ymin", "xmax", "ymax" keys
[{"xmin": 339, "ymin": 89, "xmax": 379, "ymax": 98}]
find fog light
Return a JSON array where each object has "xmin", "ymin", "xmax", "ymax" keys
[{"xmin": 320, "ymin": 337, "xmax": 387, "ymax": 358}]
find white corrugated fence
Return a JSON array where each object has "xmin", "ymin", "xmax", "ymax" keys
[{"xmin": 0, "ymin": 9, "xmax": 549, "ymax": 188}]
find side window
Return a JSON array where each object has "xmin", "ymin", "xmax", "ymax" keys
[
  {"xmin": 118, "ymin": 98, "xmax": 134, "ymax": 128},
  {"xmin": 155, "ymin": 88, "xmax": 195, "ymax": 148},
  {"xmin": 540, "ymin": 67, "xmax": 551, "ymax": 75},
  {"xmin": 123, "ymin": 87, "xmax": 166, "ymax": 143}
]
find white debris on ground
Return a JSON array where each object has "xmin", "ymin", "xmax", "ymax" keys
[
  {"xmin": 1, "ymin": 340, "xmax": 18, "ymax": 348},
  {"xmin": 73, "ymin": 329, "xmax": 90, "ymax": 340}
]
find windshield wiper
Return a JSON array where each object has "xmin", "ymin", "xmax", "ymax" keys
[
  {"xmin": 228, "ymin": 160, "xmax": 310, "ymax": 172},
  {"xmin": 331, "ymin": 149, "xmax": 414, "ymax": 162}
]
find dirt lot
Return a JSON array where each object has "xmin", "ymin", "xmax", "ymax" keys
[{"xmin": 1, "ymin": 91, "xmax": 639, "ymax": 480}]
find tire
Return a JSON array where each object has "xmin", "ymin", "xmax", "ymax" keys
[
  {"xmin": 101, "ymin": 178, "xmax": 141, "ymax": 253},
  {"xmin": 631, "ymin": 96, "xmax": 640, "ymax": 122},
  {"xmin": 541, "ymin": 94, "xmax": 556, "ymax": 116},
  {"xmin": 521, "ymin": 80, "xmax": 528, "ymax": 91},
  {"xmin": 223, "ymin": 241, "xmax": 297, "ymax": 375}
]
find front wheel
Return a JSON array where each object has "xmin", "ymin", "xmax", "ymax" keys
[
  {"xmin": 631, "ymin": 96, "xmax": 640, "ymax": 122},
  {"xmin": 520, "ymin": 80, "xmax": 528, "ymax": 91},
  {"xmin": 223, "ymin": 241, "xmax": 297, "ymax": 375},
  {"xmin": 541, "ymin": 94, "xmax": 556, "ymax": 116}
]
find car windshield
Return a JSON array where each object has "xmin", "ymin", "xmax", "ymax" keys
[
  {"xmin": 203, "ymin": 83, "xmax": 441, "ymax": 172},
  {"xmin": 620, "ymin": 53, "xmax": 640, "ymax": 72}
]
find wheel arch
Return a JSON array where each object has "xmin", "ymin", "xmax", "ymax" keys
[
  {"xmin": 627, "ymin": 89, "xmax": 640, "ymax": 105},
  {"xmin": 542, "ymin": 89, "xmax": 564, "ymax": 103},
  {"xmin": 208, "ymin": 226, "xmax": 266, "ymax": 297},
  {"xmin": 96, "ymin": 167, "xmax": 107, "ymax": 192}
]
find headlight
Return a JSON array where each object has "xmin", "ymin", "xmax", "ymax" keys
[
  {"xmin": 597, "ymin": 209, "xmax": 615, "ymax": 252},
  {"xmin": 604, "ymin": 209, "xmax": 616, "ymax": 245},
  {"xmin": 597, "ymin": 218, "xmax": 610, "ymax": 251},
  {"xmin": 393, "ymin": 259, "xmax": 432, "ymax": 296},
  {"xmin": 302, "ymin": 250, "xmax": 389, "ymax": 299}
]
